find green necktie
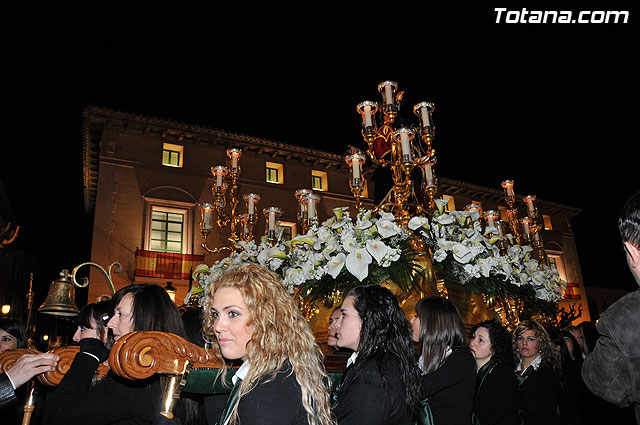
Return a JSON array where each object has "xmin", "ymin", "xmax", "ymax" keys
[
  {"xmin": 217, "ymin": 379, "xmax": 242, "ymax": 425},
  {"xmin": 516, "ymin": 365, "xmax": 534, "ymax": 386}
]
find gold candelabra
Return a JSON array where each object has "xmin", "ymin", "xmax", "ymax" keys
[
  {"xmin": 199, "ymin": 149, "xmax": 262, "ymax": 253},
  {"xmin": 488, "ymin": 180, "xmax": 548, "ymax": 265},
  {"xmin": 356, "ymin": 81, "xmax": 438, "ymax": 227}
]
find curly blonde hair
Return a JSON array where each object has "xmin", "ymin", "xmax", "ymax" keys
[
  {"xmin": 512, "ymin": 319, "xmax": 561, "ymax": 372},
  {"xmin": 201, "ymin": 264, "xmax": 334, "ymax": 425}
]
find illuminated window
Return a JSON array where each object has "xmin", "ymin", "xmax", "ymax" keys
[
  {"xmin": 443, "ymin": 195, "xmax": 455, "ymax": 212},
  {"xmin": 543, "ymin": 214, "xmax": 553, "ymax": 230},
  {"xmin": 266, "ymin": 162, "xmax": 284, "ymax": 184},
  {"xmin": 311, "ymin": 170, "xmax": 328, "ymax": 191},
  {"xmin": 279, "ymin": 221, "xmax": 297, "ymax": 241},
  {"xmin": 498, "ymin": 206, "xmax": 508, "ymax": 221},
  {"xmin": 150, "ymin": 208, "xmax": 185, "ymax": 253},
  {"xmin": 162, "ymin": 143, "xmax": 183, "ymax": 168}
]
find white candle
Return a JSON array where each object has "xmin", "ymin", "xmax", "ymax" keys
[
  {"xmin": 216, "ymin": 170, "xmax": 223, "ymax": 187},
  {"xmin": 523, "ymin": 220, "xmax": 531, "ymax": 235},
  {"xmin": 308, "ymin": 199, "xmax": 316, "ymax": 219},
  {"xmin": 203, "ymin": 208, "xmax": 212, "ymax": 230},
  {"xmin": 232, "ymin": 153, "xmax": 238, "ymax": 171},
  {"xmin": 400, "ymin": 133, "xmax": 412, "ymax": 159},
  {"xmin": 526, "ymin": 199, "xmax": 536, "ymax": 216},
  {"xmin": 486, "ymin": 215, "xmax": 494, "ymax": 228},
  {"xmin": 248, "ymin": 198, "xmax": 255, "ymax": 215},
  {"xmin": 352, "ymin": 157, "xmax": 360, "ymax": 180},
  {"xmin": 269, "ymin": 211, "xmax": 276, "ymax": 231},
  {"xmin": 505, "ymin": 184, "xmax": 514, "ymax": 197},
  {"xmin": 421, "ymin": 107, "xmax": 430, "ymax": 128},
  {"xmin": 384, "ymin": 85, "xmax": 393, "ymax": 105},
  {"xmin": 364, "ymin": 105, "xmax": 372, "ymax": 127},
  {"xmin": 425, "ymin": 163, "xmax": 434, "ymax": 185}
]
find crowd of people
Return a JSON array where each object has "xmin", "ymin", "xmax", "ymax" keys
[{"xmin": 0, "ymin": 192, "xmax": 638, "ymax": 425}]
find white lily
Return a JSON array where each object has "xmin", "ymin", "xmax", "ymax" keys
[
  {"xmin": 341, "ymin": 235, "xmax": 359, "ymax": 253},
  {"xmin": 434, "ymin": 198, "xmax": 449, "ymax": 215},
  {"xmin": 434, "ymin": 214, "xmax": 455, "ymax": 225},
  {"xmin": 376, "ymin": 219, "xmax": 399, "ymax": 238},
  {"xmin": 378, "ymin": 211, "xmax": 396, "ymax": 221},
  {"xmin": 333, "ymin": 207, "xmax": 349, "ymax": 220},
  {"xmin": 322, "ymin": 237, "xmax": 339, "ymax": 259},
  {"xmin": 452, "ymin": 242, "xmax": 473, "ymax": 264},
  {"xmin": 346, "ymin": 248, "xmax": 372, "ymax": 281},
  {"xmin": 355, "ymin": 218, "xmax": 373, "ymax": 230},
  {"xmin": 327, "ymin": 252, "xmax": 346, "ymax": 278},
  {"xmin": 366, "ymin": 239, "xmax": 389, "ymax": 264},
  {"xmin": 290, "ymin": 235, "xmax": 315, "ymax": 247},
  {"xmin": 408, "ymin": 216, "xmax": 430, "ymax": 231}
]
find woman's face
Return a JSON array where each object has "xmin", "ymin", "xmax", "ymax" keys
[
  {"xmin": 568, "ymin": 328, "xmax": 585, "ymax": 351},
  {"xmin": 516, "ymin": 329, "xmax": 539, "ymax": 360},
  {"xmin": 73, "ymin": 317, "xmax": 100, "ymax": 342},
  {"xmin": 107, "ymin": 293, "xmax": 136, "ymax": 341},
  {"xmin": 327, "ymin": 308, "xmax": 341, "ymax": 347},
  {"xmin": 335, "ymin": 296, "xmax": 362, "ymax": 352},
  {"xmin": 470, "ymin": 326, "xmax": 493, "ymax": 364},
  {"xmin": 563, "ymin": 335, "xmax": 575, "ymax": 359},
  {"xmin": 0, "ymin": 328, "xmax": 18, "ymax": 351},
  {"xmin": 211, "ymin": 287, "xmax": 254, "ymax": 361},
  {"xmin": 410, "ymin": 314, "xmax": 421, "ymax": 343}
]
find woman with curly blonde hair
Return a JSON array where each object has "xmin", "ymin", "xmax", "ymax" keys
[
  {"xmin": 201, "ymin": 264, "xmax": 334, "ymax": 425},
  {"xmin": 512, "ymin": 319, "xmax": 561, "ymax": 425}
]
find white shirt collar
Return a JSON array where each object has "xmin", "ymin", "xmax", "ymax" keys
[
  {"xmin": 232, "ymin": 360, "xmax": 250, "ymax": 385},
  {"xmin": 516, "ymin": 355, "xmax": 542, "ymax": 372},
  {"xmin": 347, "ymin": 351, "xmax": 358, "ymax": 368}
]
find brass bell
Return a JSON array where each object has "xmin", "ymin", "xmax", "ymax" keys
[{"xmin": 38, "ymin": 269, "xmax": 80, "ymax": 316}]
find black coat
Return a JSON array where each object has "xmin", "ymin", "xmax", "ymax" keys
[
  {"xmin": 473, "ymin": 360, "xmax": 519, "ymax": 425},
  {"xmin": 420, "ymin": 348, "xmax": 476, "ymax": 425},
  {"xmin": 205, "ymin": 364, "xmax": 309, "ymax": 425},
  {"xmin": 516, "ymin": 364, "xmax": 561, "ymax": 425},
  {"xmin": 42, "ymin": 352, "xmax": 162, "ymax": 425},
  {"xmin": 332, "ymin": 355, "xmax": 414, "ymax": 425}
]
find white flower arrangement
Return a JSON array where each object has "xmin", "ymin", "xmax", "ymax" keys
[
  {"xmin": 408, "ymin": 199, "xmax": 567, "ymax": 303},
  {"xmin": 188, "ymin": 199, "xmax": 566, "ymax": 309},
  {"xmin": 188, "ymin": 207, "xmax": 414, "ymax": 305}
]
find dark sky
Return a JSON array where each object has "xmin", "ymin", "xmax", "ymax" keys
[{"xmin": 2, "ymin": 6, "xmax": 638, "ymax": 303}]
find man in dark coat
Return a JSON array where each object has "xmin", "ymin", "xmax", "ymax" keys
[{"xmin": 582, "ymin": 191, "xmax": 640, "ymax": 424}]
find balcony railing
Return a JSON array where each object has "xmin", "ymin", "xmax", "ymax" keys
[{"xmin": 134, "ymin": 249, "xmax": 204, "ymax": 280}]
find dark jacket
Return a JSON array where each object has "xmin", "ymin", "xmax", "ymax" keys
[
  {"xmin": 206, "ymin": 363, "xmax": 309, "ymax": 425},
  {"xmin": 43, "ymin": 352, "xmax": 162, "ymax": 425},
  {"xmin": 473, "ymin": 360, "xmax": 519, "ymax": 425},
  {"xmin": 582, "ymin": 288, "xmax": 640, "ymax": 424},
  {"xmin": 420, "ymin": 348, "xmax": 475, "ymax": 425},
  {"xmin": 516, "ymin": 364, "xmax": 561, "ymax": 425},
  {"xmin": 0, "ymin": 372, "xmax": 16, "ymax": 410},
  {"xmin": 332, "ymin": 354, "xmax": 414, "ymax": 425}
]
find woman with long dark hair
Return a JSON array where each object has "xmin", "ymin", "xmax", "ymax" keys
[
  {"xmin": 72, "ymin": 300, "xmax": 114, "ymax": 349},
  {"xmin": 513, "ymin": 320, "xmax": 561, "ymax": 425},
  {"xmin": 201, "ymin": 264, "xmax": 334, "ymax": 425},
  {"xmin": 469, "ymin": 320, "xmax": 518, "ymax": 425},
  {"xmin": 43, "ymin": 284, "xmax": 197, "ymax": 425},
  {"xmin": 331, "ymin": 284, "xmax": 421, "ymax": 425},
  {"xmin": 411, "ymin": 296, "xmax": 475, "ymax": 425}
]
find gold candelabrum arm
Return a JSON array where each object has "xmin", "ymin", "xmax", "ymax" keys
[{"xmin": 70, "ymin": 261, "xmax": 120, "ymax": 297}]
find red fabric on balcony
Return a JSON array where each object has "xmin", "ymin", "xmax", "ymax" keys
[{"xmin": 134, "ymin": 249, "xmax": 204, "ymax": 280}]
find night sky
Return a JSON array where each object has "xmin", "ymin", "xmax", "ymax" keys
[{"xmin": 2, "ymin": 6, "xmax": 637, "ymax": 311}]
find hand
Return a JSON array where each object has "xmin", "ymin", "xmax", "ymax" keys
[
  {"xmin": 79, "ymin": 338, "xmax": 110, "ymax": 363},
  {"xmin": 6, "ymin": 353, "xmax": 58, "ymax": 388}
]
